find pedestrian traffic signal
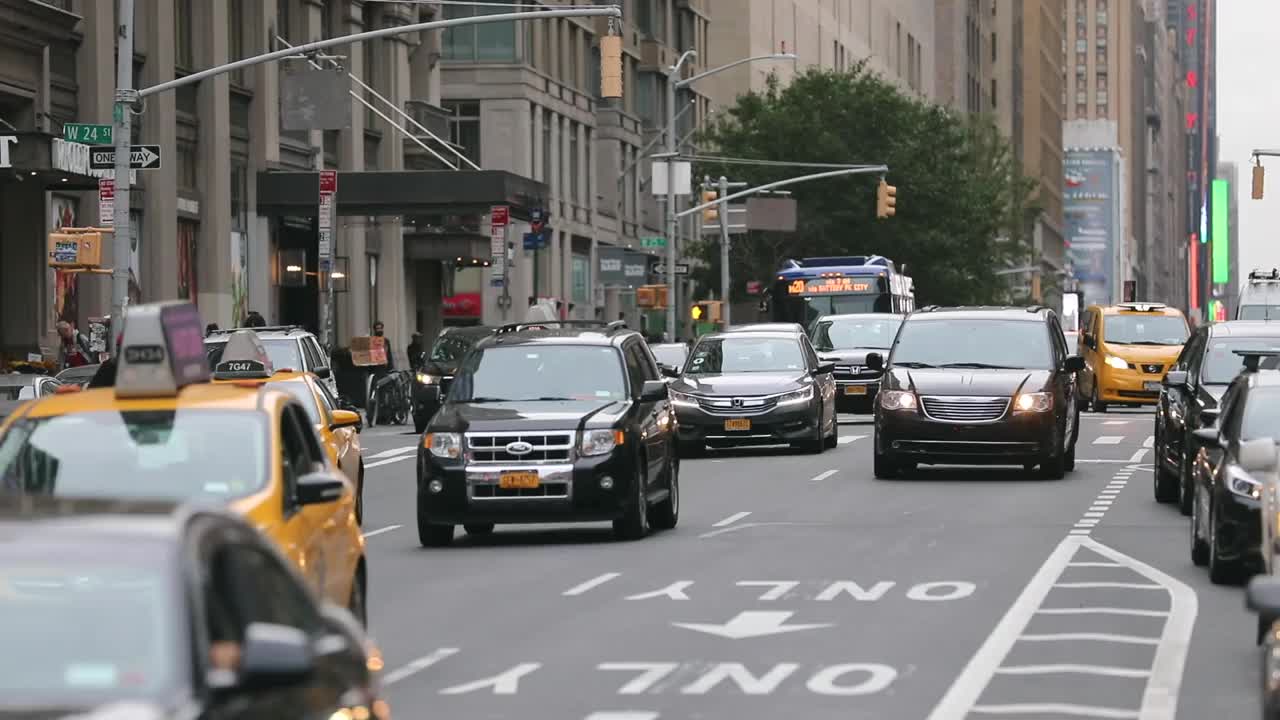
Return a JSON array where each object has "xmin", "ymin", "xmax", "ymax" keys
[
  {"xmin": 690, "ymin": 303, "xmax": 704, "ymax": 320},
  {"xmin": 690, "ymin": 301, "xmax": 722, "ymax": 323},
  {"xmin": 702, "ymin": 190, "xmax": 719, "ymax": 224},
  {"xmin": 1254, "ymin": 164, "xmax": 1266, "ymax": 200},
  {"xmin": 600, "ymin": 35, "xmax": 623, "ymax": 99},
  {"xmin": 875, "ymin": 179, "xmax": 897, "ymax": 219}
]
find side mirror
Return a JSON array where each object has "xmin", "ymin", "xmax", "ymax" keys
[
  {"xmin": 814, "ymin": 361, "xmax": 836, "ymax": 375},
  {"xmin": 660, "ymin": 364, "xmax": 681, "ymax": 378},
  {"xmin": 865, "ymin": 353, "xmax": 884, "ymax": 371},
  {"xmin": 330, "ymin": 409, "xmax": 362, "ymax": 432},
  {"xmin": 1163, "ymin": 370, "xmax": 1188, "ymax": 388},
  {"xmin": 237, "ymin": 622, "xmax": 314, "ymax": 690},
  {"xmin": 1247, "ymin": 576, "xmax": 1280, "ymax": 618},
  {"xmin": 296, "ymin": 471, "xmax": 346, "ymax": 506},
  {"xmin": 1239, "ymin": 438, "xmax": 1279, "ymax": 473},
  {"xmin": 314, "ymin": 367, "xmax": 332, "ymax": 379},
  {"xmin": 1063, "ymin": 355, "xmax": 1085, "ymax": 373},
  {"xmin": 1191, "ymin": 427, "xmax": 1220, "ymax": 446},
  {"xmin": 640, "ymin": 379, "xmax": 668, "ymax": 403}
]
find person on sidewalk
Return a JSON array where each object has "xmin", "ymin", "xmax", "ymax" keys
[{"xmin": 55, "ymin": 321, "xmax": 92, "ymax": 370}]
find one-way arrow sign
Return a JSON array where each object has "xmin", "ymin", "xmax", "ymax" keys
[
  {"xmin": 88, "ymin": 144, "xmax": 162, "ymax": 170},
  {"xmin": 673, "ymin": 611, "xmax": 833, "ymax": 639}
]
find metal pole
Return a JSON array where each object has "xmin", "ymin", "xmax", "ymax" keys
[
  {"xmin": 110, "ymin": 0, "xmax": 136, "ymax": 327},
  {"xmin": 664, "ymin": 74, "xmax": 678, "ymax": 341},
  {"xmin": 718, "ymin": 175, "xmax": 731, "ymax": 328}
]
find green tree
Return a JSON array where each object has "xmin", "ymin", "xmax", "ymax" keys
[{"xmin": 689, "ymin": 65, "xmax": 1036, "ymax": 306}]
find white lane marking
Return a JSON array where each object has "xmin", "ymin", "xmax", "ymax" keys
[
  {"xmin": 837, "ymin": 434, "xmax": 867, "ymax": 445},
  {"xmin": 1069, "ymin": 529, "xmax": 1092, "ymax": 535},
  {"xmin": 1019, "ymin": 633, "xmax": 1160, "ymax": 646},
  {"xmin": 382, "ymin": 648, "xmax": 460, "ymax": 686},
  {"xmin": 994, "ymin": 664, "xmax": 1151, "ymax": 678},
  {"xmin": 1053, "ymin": 581, "xmax": 1163, "ymax": 589},
  {"xmin": 1129, "ymin": 448, "xmax": 1150, "ymax": 462},
  {"xmin": 585, "ymin": 714, "xmax": 660, "ymax": 720},
  {"xmin": 1102, "ymin": 420, "xmax": 1131, "ymax": 425},
  {"xmin": 712, "ymin": 511, "xmax": 752, "ymax": 528},
  {"xmin": 1094, "ymin": 436, "xmax": 1124, "ymax": 445},
  {"xmin": 1143, "ymin": 435, "xmax": 1154, "ymax": 448},
  {"xmin": 1068, "ymin": 561, "xmax": 1122, "ymax": 567},
  {"xmin": 440, "ymin": 663, "xmax": 541, "ymax": 695},
  {"xmin": 809, "ymin": 469, "xmax": 839, "ymax": 482},
  {"xmin": 366, "ymin": 455, "xmax": 416, "ymax": 469},
  {"xmin": 1076, "ymin": 458, "xmax": 1141, "ymax": 464},
  {"xmin": 362, "ymin": 524, "xmax": 401, "ymax": 539},
  {"xmin": 564, "ymin": 572, "xmax": 622, "ymax": 596},
  {"xmin": 1083, "ymin": 512, "xmax": 1106, "ymax": 518},
  {"xmin": 969, "ymin": 703, "xmax": 1139, "ymax": 718},
  {"xmin": 366, "ymin": 445, "xmax": 417, "ymax": 459},
  {"xmin": 626, "ymin": 581, "xmax": 694, "ymax": 601},
  {"xmin": 1037, "ymin": 606, "xmax": 1169, "ymax": 618}
]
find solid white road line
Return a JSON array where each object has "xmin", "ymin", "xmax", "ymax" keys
[
  {"xmin": 1018, "ymin": 633, "xmax": 1160, "ymax": 646},
  {"xmin": 1053, "ymin": 581, "xmax": 1162, "ymax": 589},
  {"xmin": 994, "ymin": 664, "xmax": 1151, "ymax": 678},
  {"xmin": 712, "ymin": 511, "xmax": 752, "ymax": 528},
  {"xmin": 837, "ymin": 434, "xmax": 867, "ymax": 445},
  {"xmin": 383, "ymin": 648, "xmax": 460, "ymax": 686},
  {"xmin": 1037, "ymin": 606, "xmax": 1169, "ymax": 618},
  {"xmin": 366, "ymin": 445, "xmax": 418, "ymax": 459},
  {"xmin": 809, "ymin": 469, "xmax": 839, "ymax": 482},
  {"xmin": 1143, "ymin": 435, "xmax": 1154, "ymax": 448},
  {"xmin": 563, "ymin": 572, "xmax": 622, "ymax": 596},
  {"xmin": 1067, "ymin": 561, "xmax": 1123, "ymax": 567},
  {"xmin": 362, "ymin": 524, "xmax": 401, "ymax": 539},
  {"xmin": 969, "ymin": 703, "xmax": 1139, "ymax": 718},
  {"xmin": 584, "ymin": 714, "xmax": 660, "ymax": 720},
  {"xmin": 1093, "ymin": 436, "xmax": 1124, "ymax": 445},
  {"xmin": 366, "ymin": 455, "xmax": 416, "ymax": 469},
  {"xmin": 1129, "ymin": 448, "xmax": 1150, "ymax": 462}
]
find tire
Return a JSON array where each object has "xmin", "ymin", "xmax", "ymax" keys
[
  {"xmin": 355, "ymin": 463, "xmax": 365, "ymax": 526},
  {"xmin": 650, "ymin": 454, "xmax": 679, "ymax": 531},
  {"xmin": 463, "ymin": 523, "xmax": 495, "ymax": 536},
  {"xmin": 1091, "ymin": 384, "xmax": 1108, "ymax": 413},
  {"xmin": 825, "ymin": 413, "xmax": 839, "ymax": 449},
  {"xmin": 416, "ymin": 494, "xmax": 454, "ymax": 547},
  {"xmin": 414, "ymin": 413, "xmax": 428, "ymax": 435},
  {"xmin": 873, "ymin": 446, "xmax": 899, "ymax": 479},
  {"xmin": 1039, "ymin": 426, "xmax": 1067, "ymax": 480},
  {"xmin": 678, "ymin": 439, "xmax": 705, "ymax": 458},
  {"xmin": 1208, "ymin": 500, "xmax": 1241, "ymax": 585},
  {"xmin": 1154, "ymin": 427, "xmax": 1179, "ymax": 503},
  {"xmin": 1178, "ymin": 447, "xmax": 1194, "ymax": 516},
  {"xmin": 798, "ymin": 407, "xmax": 825, "ymax": 454},
  {"xmin": 1190, "ymin": 488, "xmax": 1209, "ymax": 566},
  {"xmin": 613, "ymin": 463, "xmax": 650, "ymax": 541},
  {"xmin": 347, "ymin": 564, "xmax": 368, "ymax": 628}
]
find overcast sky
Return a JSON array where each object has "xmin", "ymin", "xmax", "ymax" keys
[{"xmin": 1219, "ymin": 0, "xmax": 1280, "ymax": 275}]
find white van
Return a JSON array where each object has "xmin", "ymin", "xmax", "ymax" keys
[{"xmin": 1237, "ymin": 269, "xmax": 1280, "ymax": 320}]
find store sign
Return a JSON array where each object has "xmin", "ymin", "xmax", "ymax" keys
[
  {"xmin": 0, "ymin": 136, "xmax": 15, "ymax": 168},
  {"xmin": 598, "ymin": 246, "xmax": 628, "ymax": 286},
  {"xmin": 442, "ymin": 293, "xmax": 482, "ymax": 318}
]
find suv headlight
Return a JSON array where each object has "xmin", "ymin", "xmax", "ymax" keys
[
  {"xmin": 416, "ymin": 372, "xmax": 440, "ymax": 385},
  {"xmin": 1014, "ymin": 391, "xmax": 1053, "ymax": 412},
  {"xmin": 880, "ymin": 390, "xmax": 917, "ymax": 410},
  {"xmin": 424, "ymin": 432, "xmax": 462, "ymax": 459},
  {"xmin": 1227, "ymin": 465, "xmax": 1262, "ymax": 501},
  {"xmin": 669, "ymin": 390, "xmax": 698, "ymax": 407},
  {"xmin": 581, "ymin": 429, "xmax": 624, "ymax": 456},
  {"xmin": 777, "ymin": 386, "xmax": 814, "ymax": 405},
  {"xmin": 1105, "ymin": 355, "xmax": 1129, "ymax": 370}
]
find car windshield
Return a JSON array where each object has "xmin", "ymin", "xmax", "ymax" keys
[
  {"xmin": 1242, "ymin": 388, "xmax": 1280, "ymax": 439},
  {"xmin": 429, "ymin": 335, "xmax": 480, "ymax": 364},
  {"xmin": 1103, "ymin": 315, "xmax": 1188, "ymax": 345},
  {"xmin": 451, "ymin": 345, "xmax": 628, "ymax": 402},
  {"xmin": 0, "ymin": 553, "xmax": 179, "ymax": 705},
  {"xmin": 56, "ymin": 366, "xmax": 99, "ymax": 386},
  {"xmin": 811, "ymin": 316, "xmax": 902, "ymax": 351},
  {"xmin": 206, "ymin": 338, "xmax": 303, "ymax": 371},
  {"xmin": 686, "ymin": 337, "xmax": 806, "ymax": 374},
  {"xmin": 0, "ymin": 410, "xmax": 268, "ymax": 500},
  {"xmin": 891, "ymin": 319, "xmax": 1053, "ymax": 369},
  {"xmin": 1238, "ymin": 305, "xmax": 1280, "ymax": 321},
  {"xmin": 1201, "ymin": 338, "xmax": 1280, "ymax": 384},
  {"xmin": 263, "ymin": 380, "xmax": 322, "ymax": 424},
  {"xmin": 650, "ymin": 344, "xmax": 688, "ymax": 368}
]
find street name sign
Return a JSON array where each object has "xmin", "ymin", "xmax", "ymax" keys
[
  {"xmin": 88, "ymin": 144, "xmax": 162, "ymax": 170},
  {"xmin": 63, "ymin": 123, "xmax": 113, "ymax": 144},
  {"xmin": 640, "ymin": 236, "xmax": 666, "ymax": 248}
]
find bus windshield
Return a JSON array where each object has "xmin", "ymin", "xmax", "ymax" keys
[{"xmin": 772, "ymin": 293, "xmax": 890, "ymax": 327}]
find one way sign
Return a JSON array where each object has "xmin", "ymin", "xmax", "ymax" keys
[{"xmin": 89, "ymin": 144, "xmax": 162, "ymax": 170}]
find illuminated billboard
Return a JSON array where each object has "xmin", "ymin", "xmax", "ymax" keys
[{"xmin": 1211, "ymin": 178, "xmax": 1229, "ymax": 284}]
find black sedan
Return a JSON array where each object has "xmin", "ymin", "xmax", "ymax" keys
[
  {"xmin": 668, "ymin": 330, "xmax": 837, "ymax": 454},
  {"xmin": 0, "ymin": 497, "xmax": 389, "ymax": 720},
  {"xmin": 809, "ymin": 313, "xmax": 902, "ymax": 413},
  {"xmin": 412, "ymin": 325, "xmax": 495, "ymax": 433}
]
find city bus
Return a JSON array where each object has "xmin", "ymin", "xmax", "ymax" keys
[{"xmin": 768, "ymin": 255, "xmax": 915, "ymax": 328}]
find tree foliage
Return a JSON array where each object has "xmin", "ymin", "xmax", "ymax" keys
[{"xmin": 690, "ymin": 65, "xmax": 1037, "ymax": 306}]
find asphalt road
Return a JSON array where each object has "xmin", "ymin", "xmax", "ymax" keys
[{"xmin": 352, "ymin": 410, "xmax": 1259, "ymax": 719}]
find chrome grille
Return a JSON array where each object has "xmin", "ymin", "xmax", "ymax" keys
[
  {"xmin": 695, "ymin": 395, "xmax": 779, "ymax": 416},
  {"xmin": 920, "ymin": 396, "xmax": 1009, "ymax": 423},
  {"xmin": 466, "ymin": 431, "xmax": 574, "ymax": 463},
  {"xmin": 472, "ymin": 483, "xmax": 570, "ymax": 499},
  {"xmin": 833, "ymin": 366, "xmax": 881, "ymax": 381}
]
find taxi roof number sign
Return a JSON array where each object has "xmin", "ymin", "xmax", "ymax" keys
[
  {"xmin": 212, "ymin": 330, "xmax": 276, "ymax": 380},
  {"xmin": 115, "ymin": 301, "xmax": 211, "ymax": 398}
]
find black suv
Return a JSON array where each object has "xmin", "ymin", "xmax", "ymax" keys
[
  {"xmin": 412, "ymin": 326, "xmax": 496, "ymax": 433},
  {"xmin": 872, "ymin": 306, "xmax": 1083, "ymax": 479},
  {"xmin": 416, "ymin": 321, "xmax": 678, "ymax": 546}
]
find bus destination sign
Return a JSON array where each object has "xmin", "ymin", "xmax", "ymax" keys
[{"xmin": 787, "ymin": 277, "xmax": 874, "ymax": 295}]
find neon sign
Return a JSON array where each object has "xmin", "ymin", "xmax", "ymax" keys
[{"xmin": 787, "ymin": 278, "xmax": 874, "ymax": 295}]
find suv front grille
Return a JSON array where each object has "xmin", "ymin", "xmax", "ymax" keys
[
  {"xmin": 921, "ymin": 396, "xmax": 1009, "ymax": 423},
  {"xmin": 833, "ymin": 366, "xmax": 882, "ymax": 381},
  {"xmin": 466, "ymin": 432, "xmax": 574, "ymax": 463}
]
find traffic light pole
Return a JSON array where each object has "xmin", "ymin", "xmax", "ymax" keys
[
  {"xmin": 677, "ymin": 166, "xmax": 889, "ymax": 221},
  {"xmin": 718, "ymin": 175, "xmax": 732, "ymax": 328}
]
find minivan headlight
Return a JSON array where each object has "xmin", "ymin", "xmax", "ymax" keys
[
  {"xmin": 777, "ymin": 386, "xmax": 814, "ymax": 405},
  {"xmin": 880, "ymin": 390, "xmax": 917, "ymax": 410},
  {"xmin": 1227, "ymin": 465, "xmax": 1262, "ymax": 501},
  {"xmin": 1014, "ymin": 392, "xmax": 1053, "ymax": 412},
  {"xmin": 424, "ymin": 432, "xmax": 462, "ymax": 459},
  {"xmin": 1105, "ymin": 355, "xmax": 1129, "ymax": 370}
]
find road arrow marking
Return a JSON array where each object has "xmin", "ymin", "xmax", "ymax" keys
[{"xmin": 673, "ymin": 610, "xmax": 833, "ymax": 639}]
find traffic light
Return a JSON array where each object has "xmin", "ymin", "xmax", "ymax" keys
[
  {"xmin": 690, "ymin": 302, "xmax": 705, "ymax": 321},
  {"xmin": 600, "ymin": 34, "xmax": 623, "ymax": 99},
  {"xmin": 690, "ymin": 301, "xmax": 723, "ymax": 323},
  {"xmin": 875, "ymin": 179, "xmax": 897, "ymax": 219},
  {"xmin": 701, "ymin": 190, "xmax": 719, "ymax": 224},
  {"xmin": 1254, "ymin": 163, "xmax": 1266, "ymax": 199}
]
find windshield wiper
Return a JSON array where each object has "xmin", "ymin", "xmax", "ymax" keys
[
  {"xmin": 893, "ymin": 361, "xmax": 935, "ymax": 368},
  {"xmin": 939, "ymin": 362, "xmax": 1020, "ymax": 369},
  {"xmin": 529, "ymin": 396, "xmax": 577, "ymax": 401}
]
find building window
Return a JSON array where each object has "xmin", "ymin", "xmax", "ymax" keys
[
  {"xmin": 177, "ymin": 220, "xmax": 198, "ymax": 303},
  {"xmin": 443, "ymin": 101, "xmax": 481, "ymax": 166},
  {"xmin": 175, "ymin": 0, "xmax": 194, "ymax": 70},
  {"xmin": 991, "ymin": 78, "xmax": 997, "ymax": 108},
  {"xmin": 991, "ymin": 32, "xmax": 996, "ymax": 63},
  {"xmin": 541, "ymin": 110, "xmax": 552, "ymax": 185},
  {"xmin": 228, "ymin": 0, "xmax": 246, "ymax": 85},
  {"xmin": 1096, "ymin": 90, "xmax": 1108, "ymax": 105},
  {"xmin": 1096, "ymin": 104, "xmax": 1108, "ymax": 118},
  {"xmin": 177, "ymin": 143, "xmax": 198, "ymax": 190},
  {"xmin": 636, "ymin": 0, "xmax": 655, "ymax": 38},
  {"xmin": 1076, "ymin": 103, "xmax": 1087, "ymax": 116},
  {"xmin": 230, "ymin": 162, "xmax": 248, "ymax": 231},
  {"xmin": 677, "ymin": 9, "xmax": 696, "ymax": 52},
  {"xmin": 1096, "ymin": 71, "xmax": 1108, "ymax": 90},
  {"xmin": 276, "ymin": 0, "xmax": 291, "ymax": 41},
  {"xmin": 442, "ymin": 0, "xmax": 517, "ymax": 62},
  {"xmin": 572, "ymin": 253, "xmax": 589, "ymax": 304},
  {"xmin": 568, "ymin": 125, "xmax": 580, "ymax": 206},
  {"xmin": 635, "ymin": 71, "xmax": 659, "ymax": 127},
  {"xmin": 320, "ymin": 0, "xmax": 332, "ymax": 39},
  {"xmin": 1097, "ymin": 10, "xmax": 1108, "ymax": 25},
  {"xmin": 1075, "ymin": 38, "xmax": 1086, "ymax": 52}
]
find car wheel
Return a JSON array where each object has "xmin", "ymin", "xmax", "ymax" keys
[
  {"xmin": 873, "ymin": 445, "xmax": 899, "ymax": 479},
  {"xmin": 463, "ymin": 523, "xmax": 495, "ymax": 536},
  {"xmin": 1178, "ymin": 446, "xmax": 1194, "ymax": 516},
  {"xmin": 1091, "ymin": 384, "xmax": 1108, "ymax": 413},
  {"xmin": 613, "ymin": 462, "xmax": 650, "ymax": 541},
  {"xmin": 1208, "ymin": 500, "xmax": 1240, "ymax": 585},
  {"xmin": 678, "ymin": 439, "xmax": 705, "ymax": 458},
  {"xmin": 825, "ymin": 414, "xmax": 839, "ymax": 449},
  {"xmin": 650, "ymin": 454, "xmax": 679, "ymax": 531},
  {"xmin": 1190, "ymin": 487, "xmax": 1209, "ymax": 566},
  {"xmin": 414, "ymin": 413, "xmax": 428, "ymax": 434},
  {"xmin": 799, "ymin": 406, "xmax": 825, "ymax": 454},
  {"xmin": 347, "ymin": 564, "xmax": 368, "ymax": 628},
  {"xmin": 1038, "ymin": 426, "xmax": 1067, "ymax": 480},
  {"xmin": 416, "ymin": 494, "xmax": 454, "ymax": 547}
]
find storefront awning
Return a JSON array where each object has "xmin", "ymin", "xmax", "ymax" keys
[
  {"xmin": 0, "ymin": 132, "xmax": 133, "ymax": 190},
  {"xmin": 256, "ymin": 169, "xmax": 548, "ymax": 219}
]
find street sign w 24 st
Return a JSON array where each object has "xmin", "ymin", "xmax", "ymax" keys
[
  {"xmin": 89, "ymin": 145, "xmax": 162, "ymax": 170},
  {"xmin": 64, "ymin": 123, "xmax": 112, "ymax": 144}
]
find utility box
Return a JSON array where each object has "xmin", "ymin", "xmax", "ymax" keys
[{"xmin": 47, "ymin": 228, "xmax": 105, "ymax": 268}]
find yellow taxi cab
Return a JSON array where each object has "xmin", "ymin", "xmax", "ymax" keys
[
  {"xmin": 210, "ymin": 330, "xmax": 367, "ymax": 523},
  {"xmin": 0, "ymin": 301, "xmax": 368, "ymax": 624},
  {"xmin": 1078, "ymin": 301, "xmax": 1190, "ymax": 412}
]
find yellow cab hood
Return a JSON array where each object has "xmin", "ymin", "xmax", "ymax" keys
[{"xmin": 1101, "ymin": 342, "xmax": 1182, "ymax": 364}]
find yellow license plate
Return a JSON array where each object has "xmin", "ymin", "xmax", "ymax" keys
[
  {"xmin": 844, "ymin": 385, "xmax": 868, "ymax": 396},
  {"xmin": 724, "ymin": 418, "xmax": 752, "ymax": 431},
  {"xmin": 498, "ymin": 472, "xmax": 540, "ymax": 489}
]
